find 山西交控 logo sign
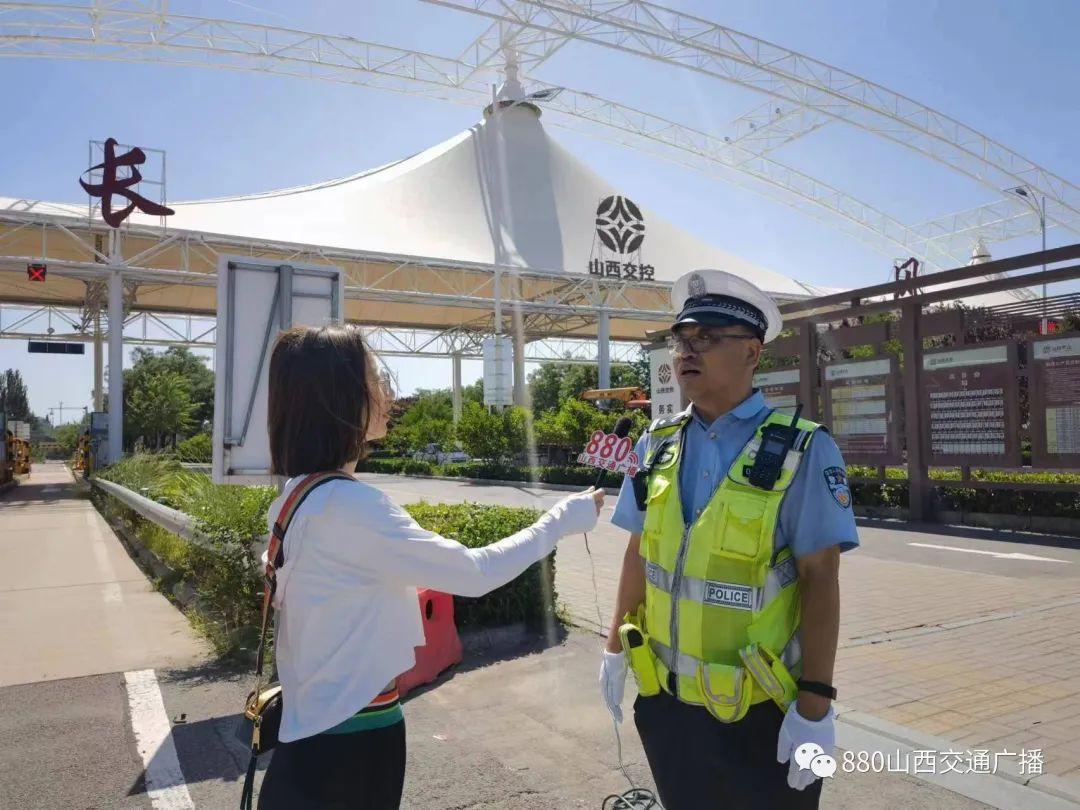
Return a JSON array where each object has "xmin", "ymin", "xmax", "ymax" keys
[{"xmin": 595, "ymin": 195, "xmax": 645, "ymax": 254}]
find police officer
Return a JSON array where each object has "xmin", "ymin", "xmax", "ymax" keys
[{"xmin": 599, "ymin": 269, "xmax": 859, "ymax": 809}]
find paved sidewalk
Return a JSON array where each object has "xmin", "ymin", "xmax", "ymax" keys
[
  {"xmin": 557, "ymin": 521, "xmax": 1080, "ymax": 790},
  {"xmin": 0, "ymin": 462, "xmax": 208, "ymax": 687}
]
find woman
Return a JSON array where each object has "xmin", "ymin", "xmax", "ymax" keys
[{"xmin": 258, "ymin": 325, "xmax": 603, "ymax": 809}]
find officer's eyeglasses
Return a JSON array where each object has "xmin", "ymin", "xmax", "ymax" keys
[{"xmin": 667, "ymin": 332, "xmax": 758, "ymax": 355}]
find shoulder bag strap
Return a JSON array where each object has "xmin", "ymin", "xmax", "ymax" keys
[{"xmin": 254, "ymin": 471, "xmax": 355, "ymax": 680}]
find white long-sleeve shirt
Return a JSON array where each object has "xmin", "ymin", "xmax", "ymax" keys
[{"xmin": 265, "ymin": 476, "xmax": 598, "ymax": 742}]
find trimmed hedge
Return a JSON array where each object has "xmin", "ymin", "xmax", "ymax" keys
[
  {"xmin": 404, "ymin": 502, "xmax": 551, "ymax": 630},
  {"xmin": 365, "ymin": 456, "xmax": 1080, "ymax": 520},
  {"xmin": 847, "ymin": 465, "xmax": 1080, "ymax": 517},
  {"xmin": 358, "ymin": 457, "xmax": 623, "ymax": 489}
]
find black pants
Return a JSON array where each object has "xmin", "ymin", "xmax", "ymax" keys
[
  {"xmin": 634, "ymin": 692, "xmax": 823, "ymax": 810},
  {"xmin": 258, "ymin": 720, "xmax": 406, "ymax": 809}
]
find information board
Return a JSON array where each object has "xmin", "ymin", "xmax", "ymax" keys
[
  {"xmin": 753, "ymin": 368, "xmax": 800, "ymax": 415},
  {"xmin": 921, "ymin": 342, "xmax": 1020, "ymax": 467},
  {"xmin": 822, "ymin": 357, "xmax": 900, "ymax": 464},
  {"xmin": 649, "ymin": 345, "xmax": 683, "ymax": 418},
  {"xmin": 213, "ymin": 257, "xmax": 343, "ymax": 484},
  {"xmin": 1030, "ymin": 332, "xmax": 1080, "ymax": 467}
]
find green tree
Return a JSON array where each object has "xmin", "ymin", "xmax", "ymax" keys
[
  {"xmin": 125, "ymin": 347, "xmax": 214, "ymax": 436},
  {"xmin": 128, "ymin": 370, "xmax": 194, "ymax": 450},
  {"xmin": 462, "ymin": 378, "xmax": 484, "ymax": 406},
  {"xmin": 528, "ymin": 364, "xmax": 568, "ymax": 413},
  {"xmin": 53, "ymin": 422, "xmax": 84, "ymax": 455},
  {"xmin": 528, "ymin": 363, "xmax": 641, "ymax": 413},
  {"xmin": 455, "ymin": 402, "xmax": 507, "ymax": 460},
  {"xmin": 0, "ymin": 369, "xmax": 31, "ymax": 421},
  {"xmin": 503, "ymin": 406, "xmax": 529, "ymax": 460},
  {"xmin": 383, "ymin": 390, "xmax": 455, "ymax": 455},
  {"xmin": 628, "ymin": 348, "xmax": 651, "ymax": 396}
]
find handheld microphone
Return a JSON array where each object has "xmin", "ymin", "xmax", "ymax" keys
[{"xmin": 593, "ymin": 416, "xmax": 635, "ymax": 489}]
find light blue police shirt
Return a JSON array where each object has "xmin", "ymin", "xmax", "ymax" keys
[{"xmin": 611, "ymin": 390, "xmax": 859, "ymax": 559}]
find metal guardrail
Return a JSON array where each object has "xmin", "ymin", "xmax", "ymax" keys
[{"xmin": 90, "ymin": 477, "xmax": 269, "ymax": 556}]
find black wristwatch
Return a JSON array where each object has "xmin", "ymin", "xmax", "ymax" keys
[{"xmin": 796, "ymin": 679, "xmax": 837, "ymax": 700}]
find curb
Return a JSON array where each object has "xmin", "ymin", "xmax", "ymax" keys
[
  {"xmin": 357, "ymin": 471, "xmax": 622, "ymax": 497},
  {"xmin": 459, "ymin": 622, "xmax": 531, "ymax": 654},
  {"xmin": 834, "ymin": 707, "xmax": 1080, "ymax": 809},
  {"xmin": 91, "ymin": 490, "xmax": 198, "ymax": 608}
]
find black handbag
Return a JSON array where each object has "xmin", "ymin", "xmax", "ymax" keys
[{"xmin": 238, "ymin": 471, "xmax": 355, "ymax": 810}]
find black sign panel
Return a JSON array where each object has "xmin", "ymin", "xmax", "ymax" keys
[{"xmin": 28, "ymin": 341, "xmax": 85, "ymax": 355}]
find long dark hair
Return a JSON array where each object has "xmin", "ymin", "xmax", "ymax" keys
[{"xmin": 268, "ymin": 326, "xmax": 383, "ymax": 476}]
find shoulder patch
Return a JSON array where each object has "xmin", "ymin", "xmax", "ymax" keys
[{"xmin": 823, "ymin": 466, "xmax": 851, "ymax": 509}]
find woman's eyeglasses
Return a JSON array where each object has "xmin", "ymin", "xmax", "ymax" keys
[{"xmin": 667, "ymin": 332, "xmax": 757, "ymax": 355}]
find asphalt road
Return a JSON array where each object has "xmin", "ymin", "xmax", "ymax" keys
[
  {"xmin": 358, "ymin": 472, "xmax": 1080, "ymax": 581},
  {"xmin": 1, "ymin": 465, "xmax": 1073, "ymax": 809}
]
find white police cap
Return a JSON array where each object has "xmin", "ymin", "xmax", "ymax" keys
[{"xmin": 670, "ymin": 269, "xmax": 783, "ymax": 343}]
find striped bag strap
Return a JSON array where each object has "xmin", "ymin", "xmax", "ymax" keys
[{"xmin": 255, "ymin": 471, "xmax": 355, "ymax": 679}]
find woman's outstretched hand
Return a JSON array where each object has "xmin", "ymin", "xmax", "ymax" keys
[{"xmin": 588, "ymin": 486, "xmax": 606, "ymax": 515}]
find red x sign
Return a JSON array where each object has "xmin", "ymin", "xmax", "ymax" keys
[{"xmin": 27, "ymin": 263, "xmax": 47, "ymax": 282}]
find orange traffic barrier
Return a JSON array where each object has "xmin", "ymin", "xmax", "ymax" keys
[{"xmin": 397, "ymin": 589, "xmax": 464, "ymax": 697}]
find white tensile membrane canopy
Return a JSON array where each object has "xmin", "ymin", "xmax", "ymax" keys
[
  {"xmin": 137, "ymin": 103, "xmax": 821, "ymax": 294},
  {"xmin": 0, "ymin": 100, "xmax": 1022, "ymax": 334}
]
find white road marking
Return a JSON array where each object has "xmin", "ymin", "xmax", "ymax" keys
[
  {"xmin": 908, "ymin": 542, "xmax": 1071, "ymax": 563},
  {"xmin": 124, "ymin": 669, "xmax": 195, "ymax": 810},
  {"xmin": 102, "ymin": 582, "xmax": 123, "ymax": 603}
]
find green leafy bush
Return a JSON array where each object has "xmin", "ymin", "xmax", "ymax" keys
[
  {"xmin": 404, "ymin": 502, "xmax": 553, "ymax": 629},
  {"xmin": 176, "ymin": 433, "xmax": 212, "ymax": 463},
  {"xmin": 97, "ymin": 453, "xmax": 183, "ymax": 500}
]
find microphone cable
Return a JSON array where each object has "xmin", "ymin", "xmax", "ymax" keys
[{"xmin": 583, "ymin": 528, "xmax": 661, "ymax": 810}]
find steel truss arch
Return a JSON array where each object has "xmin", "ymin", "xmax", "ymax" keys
[
  {"xmin": 433, "ymin": 1, "xmax": 1080, "ymax": 232},
  {"xmin": 0, "ymin": 1, "xmax": 1061, "ymax": 294},
  {"xmin": 0, "ymin": 0, "xmax": 920, "ymax": 272}
]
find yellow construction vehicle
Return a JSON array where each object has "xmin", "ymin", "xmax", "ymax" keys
[
  {"xmin": 580, "ymin": 387, "xmax": 651, "ymax": 411},
  {"xmin": 11, "ymin": 436, "xmax": 31, "ymax": 475}
]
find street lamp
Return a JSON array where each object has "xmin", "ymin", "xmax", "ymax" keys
[{"xmin": 1005, "ymin": 185, "xmax": 1048, "ymax": 331}]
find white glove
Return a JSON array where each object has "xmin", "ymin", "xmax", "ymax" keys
[
  {"xmin": 599, "ymin": 650, "xmax": 628, "ymax": 723},
  {"xmin": 776, "ymin": 703, "xmax": 836, "ymax": 791},
  {"xmin": 544, "ymin": 489, "xmax": 600, "ymax": 536}
]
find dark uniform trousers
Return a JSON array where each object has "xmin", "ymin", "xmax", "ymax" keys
[{"xmin": 634, "ymin": 691, "xmax": 824, "ymax": 810}]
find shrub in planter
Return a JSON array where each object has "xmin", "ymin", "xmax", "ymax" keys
[
  {"xmin": 403, "ymin": 502, "xmax": 553, "ymax": 630},
  {"xmin": 176, "ymin": 433, "xmax": 212, "ymax": 463}
]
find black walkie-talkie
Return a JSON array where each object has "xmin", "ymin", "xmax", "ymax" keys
[{"xmin": 745, "ymin": 404, "xmax": 803, "ymax": 490}]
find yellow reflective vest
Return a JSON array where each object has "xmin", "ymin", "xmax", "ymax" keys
[{"xmin": 634, "ymin": 407, "xmax": 822, "ymax": 722}]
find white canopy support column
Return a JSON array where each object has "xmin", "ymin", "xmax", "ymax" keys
[
  {"xmin": 93, "ymin": 310, "xmax": 103, "ymax": 412},
  {"xmin": 512, "ymin": 326, "xmax": 527, "ymax": 407},
  {"xmin": 451, "ymin": 352, "xmax": 463, "ymax": 423},
  {"xmin": 597, "ymin": 309, "xmax": 611, "ymax": 389},
  {"xmin": 107, "ymin": 264, "xmax": 123, "ymax": 464}
]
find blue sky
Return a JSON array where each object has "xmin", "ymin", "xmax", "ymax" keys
[{"xmin": 1, "ymin": 0, "xmax": 1078, "ymax": 420}]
